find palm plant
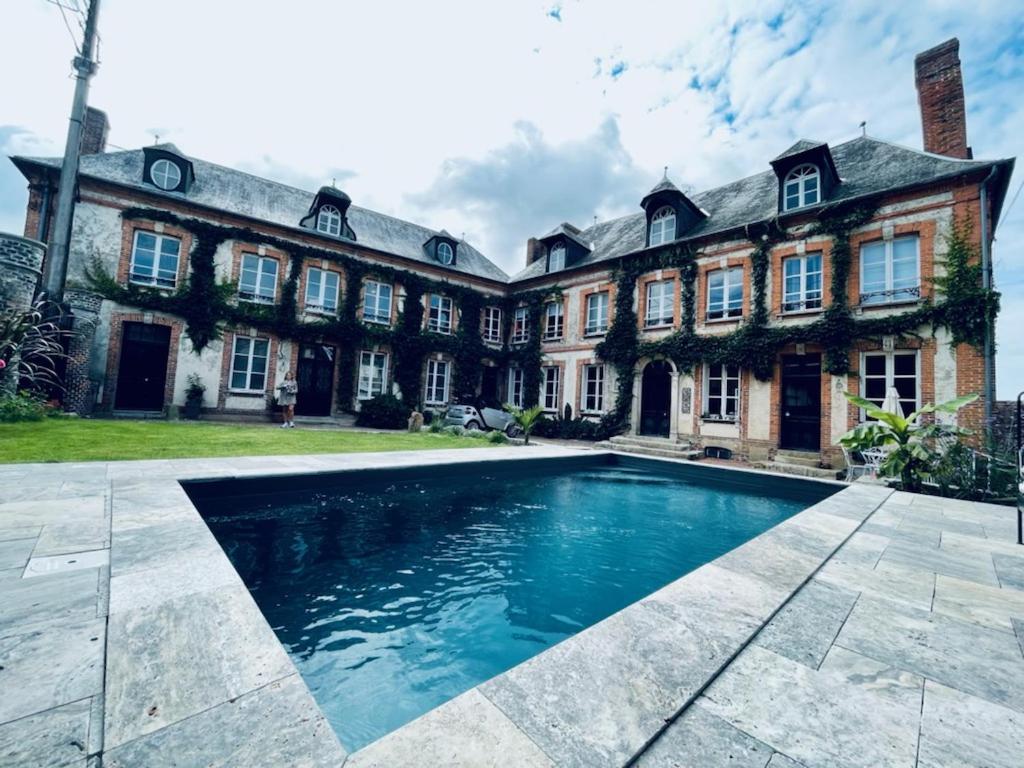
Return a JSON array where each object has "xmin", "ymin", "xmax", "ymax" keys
[
  {"xmin": 503, "ymin": 404, "xmax": 545, "ymax": 445},
  {"xmin": 0, "ymin": 299, "xmax": 71, "ymax": 393},
  {"xmin": 839, "ymin": 391, "xmax": 978, "ymax": 492}
]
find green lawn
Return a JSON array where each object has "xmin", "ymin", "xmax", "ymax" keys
[{"xmin": 0, "ymin": 419, "xmax": 495, "ymax": 463}]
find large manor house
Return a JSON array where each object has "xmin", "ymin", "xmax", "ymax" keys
[{"xmin": 3, "ymin": 39, "xmax": 1015, "ymax": 466}]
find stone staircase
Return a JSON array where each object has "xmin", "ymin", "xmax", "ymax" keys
[
  {"xmin": 753, "ymin": 449, "xmax": 843, "ymax": 480},
  {"xmin": 596, "ymin": 435, "xmax": 703, "ymax": 461}
]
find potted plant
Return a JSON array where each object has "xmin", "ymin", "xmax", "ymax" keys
[{"xmin": 184, "ymin": 374, "xmax": 206, "ymax": 420}]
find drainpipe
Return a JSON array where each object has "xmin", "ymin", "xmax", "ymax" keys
[
  {"xmin": 36, "ymin": 180, "xmax": 53, "ymax": 243},
  {"xmin": 979, "ymin": 166, "xmax": 998, "ymax": 428}
]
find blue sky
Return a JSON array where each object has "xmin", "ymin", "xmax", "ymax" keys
[{"xmin": 1, "ymin": 0, "xmax": 1022, "ymax": 395}]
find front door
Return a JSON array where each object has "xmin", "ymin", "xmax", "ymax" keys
[
  {"xmin": 640, "ymin": 360, "xmax": 671, "ymax": 437},
  {"xmin": 780, "ymin": 353, "xmax": 821, "ymax": 451},
  {"xmin": 114, "ymin": 322, "xmax": 171, "ymax": 411},
  {"xmin": 481, "ymin": 367, "xmax": 498, "ymax": 404},
  {"xmin": 295, "ymin": 344, "xmax": 335, "ymax": 416}
]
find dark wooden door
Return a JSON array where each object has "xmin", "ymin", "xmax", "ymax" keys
[
  {"xmin": 114, "ymin": 322, "xmax": 170, "ymax": 411},
  {"xmin": 296, "ymin": 344, "xmax": 335, "ymax": 416},
  {"xmin": 640, "ymin": 361, "xmax": 671, "ymax": 437},
  {"xmin": 480, "ymin": 367, "xmax": 498, "ymax": 404},
  {"xmin": 780, "ymin": 354, "xmax": 821, "ymax": 451}
]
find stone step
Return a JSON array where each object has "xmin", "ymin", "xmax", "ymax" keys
[
  {"xmin": 597, "ymin": 442, "xmax": 703, "ymax": 461},
  {"xmin": 753, "ymin": 461, "xmax": 843, "ymax": 481},
  {"xmin": 773, "ymin": 450, "xmax": 825, "ymax": 468},
  {"xmin": 607, "ymin": 434, "xmax": 694, "ymax": 449}
]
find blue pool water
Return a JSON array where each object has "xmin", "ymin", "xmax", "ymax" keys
[{"xmin": 199, "ymin": 460, "xmax": 819, "ymax": 751}]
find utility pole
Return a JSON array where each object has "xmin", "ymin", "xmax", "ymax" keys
[{"xmin": 41, "ymin": 0, "xmax": 102, "ymax": 303}]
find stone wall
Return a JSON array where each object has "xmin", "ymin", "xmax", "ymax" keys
[{"xmin": 0, "ymin": 232, "xmax": 45, "ymax": 310}]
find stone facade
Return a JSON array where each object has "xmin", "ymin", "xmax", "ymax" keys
[{"xmin": 0, "ymin": 232, "xmax": 45, "ymax": 310}]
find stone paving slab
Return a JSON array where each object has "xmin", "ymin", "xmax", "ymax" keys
[
  {"xmin": 815, "ymin": 559, "xmax": 935, "ymax": 611},
  {"xmin": 917, "ymin": 681, "xmax": 1024, "ymax": 768},
  {"xmin": 0, "ymin": 567, "xmax": 102, "ymax": 632},
  {"xmin": 24, "ymin": 549, "xmax": 110, "ymax": 579},
  {"xmin": 0, "ymin": 536, "xmax": 35, "ymax": 570},
  {"xmin": 878, "ymin": 540, "xmax": 1001, "ymax": 586},
  {"xmin": 931, "ymin": 573, "xmax": 1024, "ymax": 631},
  {"xmin": 0, "ymin": 697, "xmax": 92, "ymax": 768},
  {"xmin": 633, "ymin": 702, "xmax": 774, "ymax": 768},
  {"xmin": 752, "ymin": 580, "xmax": 859, "ymax": 669}
]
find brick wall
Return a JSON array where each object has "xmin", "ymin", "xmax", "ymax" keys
[
  {"xmin": 915, "ymin": 38, "xmax": 970, "ymax": 159},
  {"xmin": 0, "ymin": 233, "xmax": 45, "ymax": 310}
]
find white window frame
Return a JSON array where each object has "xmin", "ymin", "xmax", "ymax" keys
[
  {"xmin": 357, "ymin": 350, "xmax": 389, "ymax": 400},
  {"xmin": 706, "ymin": 266, "xmax": 744, "ymax": 321},
  {"xmin": 507, "ymin": 368, "xmax": 524, "ymax": 408},
  {"xmin": 548, "ymin": 244, "xmax": 566, "ymax": 272},
  {"xmin": 428, "ymin": 294, "xmax": 453, "ymax": 334},
  {"xmin": 317, "ymin": 205, "xmax": 342, "ymax": 236},
  {"xmin": 645, "ymin": 279, "xmax": 675, "ymax": 327},
  {"xmin": 783, "ymin": 164, "xmax": 820, "ymax": 211},
  {"xmin": 543, "ymin": 300, "xmax": 564, "ymax": 340},
  {"xmin": 703, "ymin": 362, "xmax": 741, "ymax": 421},
  {"xmin": 129, "ymin": 230, "xmax": 181, "ymax": 289},
  {"xmin": 238, "ymin": 254, "xmax": 278, "ymax": 304},
  {"xmin": 582, "ymin": 364, "xmax": 605, "ymax": 413},
  {"xmin": 511, "ymin": 306, "xmax": 530, "ymax": 344},
  {"xmin": 649, "ymin": 206, "xmax": 676, "ymax": 246},
  {"xmin": 363, "ymin": 280, "xmax": 393, "ymax": 325},
  {"xmin": 229, "ymin": 336, "xmax": 270, "ymax": 393},
  {"xmin": 859, "ymin": 235, "xmax": 921, "ymax": 306},
  {"xmin": 149, "ymin": 159, "xmax": 181, "ymax": 191},
  {"xmin": 425, "ymin": 358, "xmax": 451, "ymax": 405},
  {"xmin": 585, "ymin": 291, "xmax": 610, "ymax": 335},
  {"xmin": 437, "ymin": 242, "xmax": 454, "ymax": 265},
  {"xmin": 859, "ymin": 351, "xmax": 920, "ymax": 420},
  {"xmin": 541, "ymin": 365, "xmax": 561, "ymax": 411},
  {"xmin": 483, "ymin": 306, "xmax": 502, "ymax": 344},
  {"xmin": 304, "ymin": 268, "xmax": 340, "ymax": 315},
  {"xmin": 782, "ymin": 252, "xmax": 823, "ymax": 313}
]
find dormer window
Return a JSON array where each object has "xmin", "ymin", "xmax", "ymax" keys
[
  {"xmin": 649, "ymin": 207, "xmax": 676, "ymax": 246},
  {"xmin": 437, "ymin": 242, "xmax": 454, "ymax": 265},
  {"xmin": 317, "ymin": 205, "xmax": 342, "ymax": 236},
  {"xmin": 783, "ymin": 164, "xmax": 820, "ymax": 211},
  {"xmin": 150, "ymin": 159, "xmax": 182, "ymax": 191},
  {"xmin": 548, "ymin": 244, "xmax": 565, "ymax": 272}
]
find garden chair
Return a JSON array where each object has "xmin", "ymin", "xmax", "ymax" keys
[
  {"xmin": 860, "ymin": 446, "xmax": 890, "ymax": 478},
  {"xmin": 841, "ymin": 446, "xmax": 868, "ymax": 482}
]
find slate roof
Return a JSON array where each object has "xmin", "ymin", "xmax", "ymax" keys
[
  {"xmin": 511, "ymin": 136, "xmax": 1013, "ymax": 283},
  {"xmin": 11, "ymin": 146, "xmax": 510, "ymax": 284},
  {"xmin": 772, "ymin": 139, "xmax": 827, "ymax": 163}
]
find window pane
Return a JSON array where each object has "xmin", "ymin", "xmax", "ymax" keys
[
  {"xmin": 864, "ymin": 355, "xmax": 886, "ymax": 376},
  {"xmin": 893, "ymin": 353, "xmax": 915, "ymax": 376}
]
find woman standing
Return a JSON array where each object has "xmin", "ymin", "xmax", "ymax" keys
[{"xmin": 277, "ymin": 370, "xmax": 298, "ymax": 428}]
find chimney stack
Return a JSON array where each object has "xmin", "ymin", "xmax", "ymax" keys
[
  {"xmin": 526, "ymin": 237, "xmax": 540, "ymax": 268},
  {"xmin": 80, "ymin": 107, "xmax": 109, "ymax": 155},
  {"xmin": 914, "ymin": 39, "xmax": 971, "ymax": 159}
]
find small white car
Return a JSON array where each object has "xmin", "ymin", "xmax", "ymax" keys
[{"xmin": 443, "ymin": 398, "xmax": 521, "ymax": 435}]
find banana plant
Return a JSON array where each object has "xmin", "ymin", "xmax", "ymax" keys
[
  {"xmin": 503, "ymin": 404, "xmax": 546, "ymax": 445},
  {"xmin": 840, "ymin": 391, "xmax": 978, "ymax": 492}
]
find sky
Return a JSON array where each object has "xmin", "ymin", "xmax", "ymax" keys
[{"xmin": 1, "ymin": 0, "xmax": 1022, "ymax": 395}]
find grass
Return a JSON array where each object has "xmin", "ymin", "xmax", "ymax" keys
[{"xmin": 0, "ymin": 418, "xmax": 496, "ymax": 463}]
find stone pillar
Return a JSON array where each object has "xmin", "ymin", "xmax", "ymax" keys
[
  {"xmin": 63, "ymin": 289, "xmax": 104, "ymax": 415},
  {"xmin": 0, "ymin": 232, "xmax": 45, "ymax": 310},
  {"xmin": 669, "ymin": 369, "xmax": 680, "ymax": 438}
]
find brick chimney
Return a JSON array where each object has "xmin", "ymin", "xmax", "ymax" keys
[
  {"xmin": 914, "ymin": 39, "xmax": 971, "ymax": 159},
  {"xmin": 526, "ymin": 237, "xmax": 540, "ymax": 268},
  {"xmin": 80, "ymin": 107, "xmax": 109, "ymax": 155}
]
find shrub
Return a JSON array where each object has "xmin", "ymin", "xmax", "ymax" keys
[
  {"xmin": 443, "ymin": 425, "xmax": 466, "ymax": 436},
  {"xmin": 534, "ymin": 415, "xmax": 603, "ymax": 441},
  {"xmin": 465, "ymin": 428, "xmax": 487, "ymax": 439},
  {"xmin": 0, "ymin": 391, "xmax": 50, "ymax": 422},
  {"xmin": 486, "ymin": 430, "xmax": 509, "ymax": 444},
  {"xmin": 355, "ymin": 394, "xmax": 410, "ymax": 429},
  {"xmin": 428, "ymin": 418, "xmax": 445, "ymax": 433}
]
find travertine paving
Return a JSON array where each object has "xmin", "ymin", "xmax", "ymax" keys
[{"xmin": 0, "ymin": 448, "xmax": 1021, "ymax": 768}]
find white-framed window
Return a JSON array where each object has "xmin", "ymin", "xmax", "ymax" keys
[
  {"xmin": 649, "ymin": 206, "xmax": 676, "ymax": 246},
  {"xmin": 582, "ymin": 364, "xmax": 605, "ymax": 413},
  {"xmin": 860, "ymin": 351, "xmax": 919, "ymax": 419},
  {"xmin": 782, "ymin": 253, "xmax": 823, "ymax": 313},
  {"xmin": 585, "ymin": 292, "xmax": 610, "ymax": 335},
  {"xmin": 860, "ymin": 235, "xmax": 920, "ymax": 306},
  {"xmin": 363, "ymin": 280, "xmax": 393, "ymax": 324},
  {"xmin": 425, "ymin": 358, "xmax": 450, "ymax": 405},
  {"xmin": 548, "ymin": 244, "xmax": 565, "ymax": 272},
  {"xmin": 511, "ymin": 306, "xmax": 529, "ymax": 344},
  {"xmin": 541, "ymin": 366, "xmax": 560, "ymax": 411},
  {"xmin": 305, "ymin": 268, "xmax": 340, "ymax": 314},
  {"xmin": 129, "ymin": 230, "xmax": 181, "ymax": 288},
  {"xmin": 428, "ymin": 295, "xmax": 453, "ymax": 334},
  {"xmin": 645, "ymin": 279, "xmax": 675, "ymax": 327},
  {"xmin": 358, "ymin": 351, "xmax": 388, "ymax": 400},
  {"xmin": 437, "ymin": 242, "xmax": 454, "ymax": 265},
  {"xmin": 703, "ymin": 363, "xmax": 740, "ymax": 421},
  {"xmin": 783, "ymin": 164, "xmax": 820, "ymax": 211},
  {"xmin": 507, "ymin": 368, "xmax": 524, "ymax": 408},
  {"xmin": 317, "ymin": 205, "xmax": 342, "ymax": 236},
  {"xmin": 483, "ymin": 306, "xmax": 502, "ymax": 344},
  {"xmin": 707, "ymin": 266, "xmax": 743, "ymax": 320},
  {"xmin": 149, "ymin": 159, "xmax": 181, "ymax": 191},
  {"xmin": 239, "ymin": 254, "xmax": 278, "ymax": 304},
  {"xmin": 229, "ymin": 336, "xmax": 269, "ymax": 392},
  {"xmin": 543, "ymin": 301, "xmax": 564, "ymax": 340}
]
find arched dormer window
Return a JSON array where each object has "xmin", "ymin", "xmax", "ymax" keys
[
  {"xmin": 648, "ymin": 206, "xmax": 676, "ymax": 246},
  {"xmin": 150, "ymin": 158, "xmax": 182, "ymax": 191},
  {"xmin": 317, "ymin": 205, "xmax": 342, "ymax": 236},
  {"xmin": 783, "ymin": 164, "xmax": 820, "ymax": 211},
  {"xmin": 437, "ymin": 242, "xmax": 454, "ymax": 265},
  {"xmin": 548, "ymin": 243, "xmax": 566, "ymax": 272}
]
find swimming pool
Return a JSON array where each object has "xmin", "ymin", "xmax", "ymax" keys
[{"xmin": 190, "ymin": 455, "xmax": 835, "ymax": 751}]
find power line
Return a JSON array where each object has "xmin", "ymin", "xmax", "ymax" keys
[
  {"xmin": 45, "ymin": 0, "xmax": 83, "ymax": 53},
  {"xmin": 1002, "ymin": 178, "xmax": 1024, "ymax": 223}
]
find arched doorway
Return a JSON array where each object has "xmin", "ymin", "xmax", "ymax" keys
[{"xmin": 640, "ymin": 360, "xmax": 672, "ymax": 437}]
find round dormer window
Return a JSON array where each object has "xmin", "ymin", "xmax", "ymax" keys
[
  {"xmin": 150, "ymin": 159, "xmax": 182, "ymax": 191},
  {"xmin": 437, "ymin": 242, "xmax": 454, "ymax": 265}
]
